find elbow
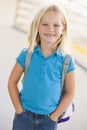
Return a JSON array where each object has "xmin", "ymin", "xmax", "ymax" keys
[
  {"xmin": 64, "ymin": 91, "xmax": 75, "ymax": 102},
  {"xmin": 8, "ymin": 79, "xmax": 11, "ymax": 90},
  {"xmin": 8, "ymin": 78, "xmax": 13, "ymax": 92},
  {"xmin": 8, "ymin": 78, "xmax": 17, "ymax": 91}
]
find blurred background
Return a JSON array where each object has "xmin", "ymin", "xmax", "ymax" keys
[{"xmin": 0, "ymin": 0, "xmax": 87, "ymax": 130}]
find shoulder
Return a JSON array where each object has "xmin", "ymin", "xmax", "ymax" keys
[
  {"xmin": 65, "ymin": 53, "xmax": 76, "ymax": 73},
  {"xmin": 60, "ymin": 52, "xmax": 74, "ymax": 63},
  {"xmin": 19, "ymin": 48, "xmax": 28, "ymax": 55},
  {"xmin": 59, "ymin": 52, "xmax": 76, "ymax": 73},
  {"xmin": 17, "ymin": 48, "xmax": 28, "ymax": 58},
  {"xmin": 55, "ymin": 49, "xmax": 72, "ymax": 62},
  {"xmin": 16, "ymin": 48, "xmax": 28, "ymax": 68}
]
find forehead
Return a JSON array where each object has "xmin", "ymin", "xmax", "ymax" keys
[{"xmin": 41, "ymin": 11, "xmax": 62, "ymax": 23}]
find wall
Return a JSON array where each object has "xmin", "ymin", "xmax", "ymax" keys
[{"xmin": 0, "ymin": 0, "xmax": 16, "ymax": 26}]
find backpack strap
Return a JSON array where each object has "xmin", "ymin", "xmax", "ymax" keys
[
  {"xmin": 61, "ymin": 54, "xmax": 71, "ymax": 94},
  {"xmin": 22, "ymin": 50, "xmax": 32, "ymax": 83},
  {"xmin": 24, "ymin": 51, "xmax": 32, "ymax": 75}
]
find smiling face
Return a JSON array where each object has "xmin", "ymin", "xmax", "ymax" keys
[{"xmin": 39, "ymin": 11, "xmax": 64, "ymax": 46}]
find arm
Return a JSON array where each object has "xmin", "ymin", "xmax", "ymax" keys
[
  {"xmin": 50, "ymin": 70, "xmax": 75, "ymax": 121},
  {"xmin": 8, "ymin": 62, "xmax": 24, "ymax": 114}
]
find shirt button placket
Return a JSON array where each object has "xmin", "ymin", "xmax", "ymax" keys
[{"xmin": 41, "ymin": 60, "xmax": 46, "ymax": 76}]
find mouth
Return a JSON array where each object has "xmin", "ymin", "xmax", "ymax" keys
[{"xmin": 44, "ymin": 33, "xmax": 55, "ymax": 37}]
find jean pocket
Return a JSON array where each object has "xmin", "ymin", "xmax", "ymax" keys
[
  {"xmin": 15, "ymin": 110, "xmax": 25, "ymax": 116},
  {"xmin": 48, "ymin": 116, "xmax": 57, "ymax": 123}
]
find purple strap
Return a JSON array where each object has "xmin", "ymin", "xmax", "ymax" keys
[{"xmin": 58, "ymin": 116, "xmax": 70, "ymax": 123}]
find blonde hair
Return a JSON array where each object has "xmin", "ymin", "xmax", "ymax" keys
[{"xmin": 27, "ymin": 4, "xmax": 70, "ymax": 53}]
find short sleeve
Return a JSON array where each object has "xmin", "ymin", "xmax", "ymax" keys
[
  {"xmin": 67, "ymin": 56, "xmax": 76, "ymax": 73},
  {"xmin": 16, "ymin": 48, "xmax": 28, "ymax": 69}
]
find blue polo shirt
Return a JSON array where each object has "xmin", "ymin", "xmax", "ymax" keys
[{"xmin": 16, "ymin": 45, "xmax": 76, "ymax": 115}]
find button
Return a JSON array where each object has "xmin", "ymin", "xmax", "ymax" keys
[{"xmin": 43, "ymin": 62, "xmax": 46, "ymax": 65}]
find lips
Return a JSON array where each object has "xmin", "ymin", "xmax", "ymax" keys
[{"xmin": 44, "ymin": 33, "xmax": 55, "ymax": 37}]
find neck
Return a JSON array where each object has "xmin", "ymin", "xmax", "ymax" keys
[{"xmin": 40, "ymin": 44, "xmax": 54, "ymax": 57}]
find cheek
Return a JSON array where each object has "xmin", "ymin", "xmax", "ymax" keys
[
  {"xmin": 38, "ymin": 29, "xmax": 42, "ymax": 36},
  {"xmin": 57, "ymin": 28, "xmax": 63, "ymax": 35},
  {"xmin": 39, "ymin": 26, "xmax": 44, "ymax": 34}
]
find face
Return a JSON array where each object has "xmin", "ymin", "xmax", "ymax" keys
[{"xmin": 39, "ymin": 11, "xmax": 64, "ymax": 46}]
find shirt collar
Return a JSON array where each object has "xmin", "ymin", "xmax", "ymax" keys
[
  {"xmin": 34, "ymin": 44, "xmax": 62, "ymax": 56},
  {"xmin": 55, "ymin": 48, "xmax": 62, "ymax": 56},
  {"xmin": 34, "ymin": 44, "xmax": 41, "ymax": 53}
]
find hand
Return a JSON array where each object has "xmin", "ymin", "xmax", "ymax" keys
[
  {"xmin": 16, "ymin": 108, "xmax": 24, "ymax": 114},
  {"xmin": 49, "ymin": 113, "xmax": 58, "ymax": 122}
]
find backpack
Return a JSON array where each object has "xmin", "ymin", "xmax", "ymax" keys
[
  {"xmin": 22, "ymin": 51, "xmax": 75, "ymax": 123},
  {"xmin": 58, "ymin": 54, "xmax": 75, "ymax": 123}
]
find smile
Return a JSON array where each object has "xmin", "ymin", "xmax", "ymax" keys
[{"xmin": 44, "ymin": 33, "xmax": 55, "ymax": 37}]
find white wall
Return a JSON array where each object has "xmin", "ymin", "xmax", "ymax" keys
[
  {"xmin": 0, "ymin": 1, "xmax": 22, "ymax": 130},
  {"xmin": 0, "ymin": 27, "xmax": 26, "ymax": 130},
  {"xmin": 0, "ymin": 0, "xmax": 16, "ymax": 26}
]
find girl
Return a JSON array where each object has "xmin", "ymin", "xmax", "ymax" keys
[{"xmin": 8, "ymin": 4, "xmax": 76, "ymax": 130}]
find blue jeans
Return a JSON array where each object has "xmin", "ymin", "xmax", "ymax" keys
[{"xmin": 13, "ymin": 110, "xmax": 57, "ymax": 130}]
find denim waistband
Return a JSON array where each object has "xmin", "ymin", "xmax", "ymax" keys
[{"xmin": 24, "ymin": 109, "xmax": 49, "ymax": 118}]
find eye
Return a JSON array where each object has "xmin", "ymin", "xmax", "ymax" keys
[
  {"xmin": 42, "ymin": 23, "xmax": 48, "ymax": 26},
  {"xmin": 54, "ymin": 24, "xmax": 60, "ymax": 27}
]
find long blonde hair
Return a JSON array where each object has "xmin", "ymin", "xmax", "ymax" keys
[{"xmin": 27, "ymin": 4, "xmax": 70, "ymax": 53}]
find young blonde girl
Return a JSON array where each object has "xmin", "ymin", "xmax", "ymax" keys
[
  {"xmin": 28, "ymin": 4, "xmax": 70, "ymax": 53},
  {"xmin": 8, "ymin": 4, "xmax": 75, "ymax": 130}
]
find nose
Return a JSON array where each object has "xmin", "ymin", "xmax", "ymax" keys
[{"xmin": 47, "ymin": 25, "xmax": 54, "ymax": 31}]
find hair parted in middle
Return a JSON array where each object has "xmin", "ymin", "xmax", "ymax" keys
[{"xmin": 27, "ymin": 4, "xmax": 70, "ymax": 53}]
